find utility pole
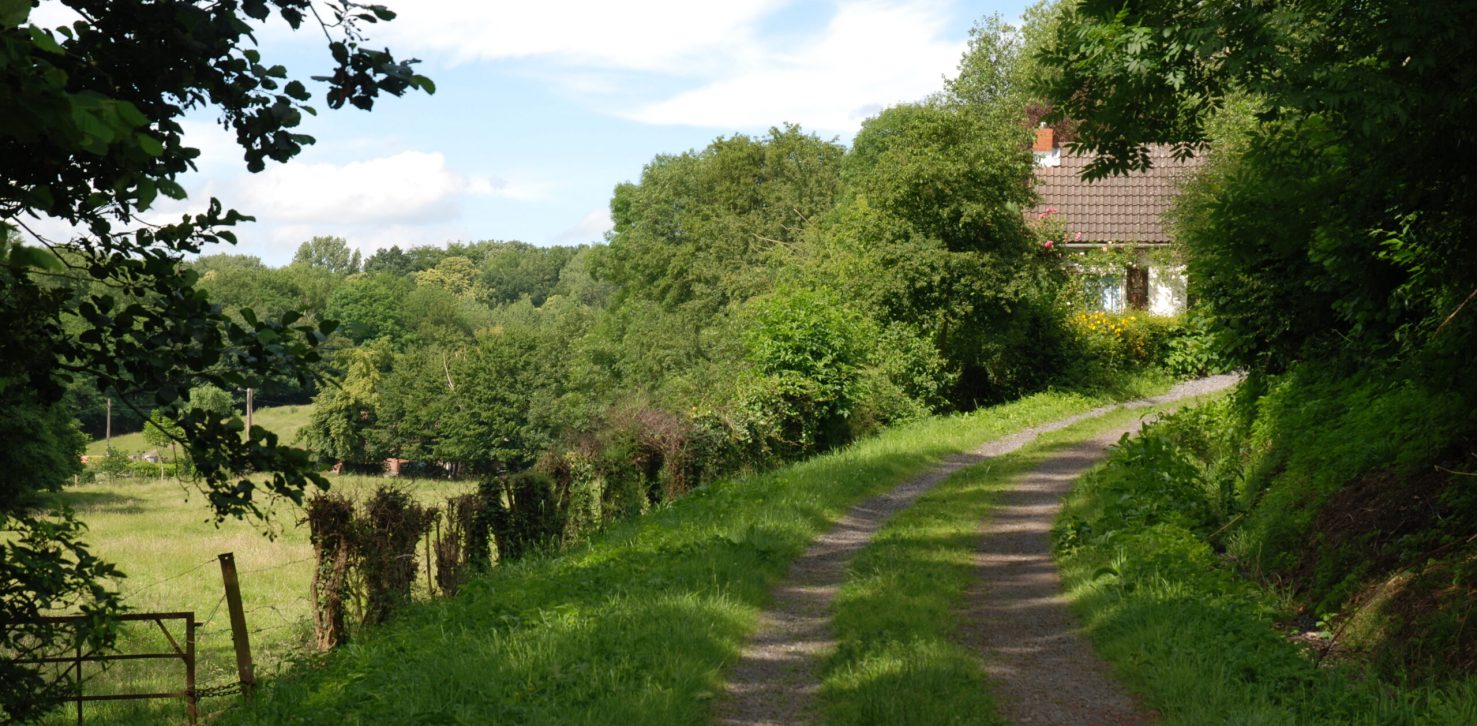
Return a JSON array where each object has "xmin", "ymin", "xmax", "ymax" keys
[
  {"xmin": 105, "ymin": 397, "xmax": 111, "ymax": 447},
  {"xmin": 245, "ymin": 388, "xmax": 253, "ymax": 433}
]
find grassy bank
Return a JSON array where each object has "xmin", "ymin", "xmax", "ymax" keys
[
  {"xmin": 818, "ymin": 398, "xmax": 1213, "ymax": 725},
  {"xmin": 1053, "ymin": 381, "xmax": 1477, "ymax": 724},
  {"xmin": 222, "ymin": 379, "xmax": 1170, "ymax": 724}
]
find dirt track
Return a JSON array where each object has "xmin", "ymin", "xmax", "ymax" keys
[{"xmin": 712, "ymin": 375, "xmax": 1238, "ymax": 725}]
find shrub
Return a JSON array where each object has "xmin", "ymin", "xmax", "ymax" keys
[
  {"xmin": 356, "ymin": 487, "xmax": 435, "ymax": 625},
  {"xmin": 306, "ymin": 493, "xmax": 355, "ymax": 651},
  {"xmin": 743, "ymin": 288, "xmax": 870, "ymax": 453},
  {"xmin": 433, "ymin": 494, "xmax": 478, "ymax": 596},
  {"xmin": 480, "ymin": 471, "xmax": 564, "ymax": 563},
  {"xmin": 96, "ymin": 446, "xmax": 130, "ymax": 480},
  {"xmin": 1162, "ymin": 308, "xmax": 1234, "ymax": 377}
]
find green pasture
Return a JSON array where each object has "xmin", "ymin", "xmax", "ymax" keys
[{"xmin": 43, "ymin": 473, "xmax": 473, "ymax": 725}]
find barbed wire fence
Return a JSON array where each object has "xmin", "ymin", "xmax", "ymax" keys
[{"xmin": 79, "ymin": 552, "xmax": 323, "ymax": 711}]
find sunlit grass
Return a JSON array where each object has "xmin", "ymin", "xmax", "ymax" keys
[
  {"xmin": 820, "ymin": 402, "xmax": 1194, "ymax": 725},
  {"xmin": 83, "ymin": 404, "xmax": 313, "ymax": 459},
  {"xmin": 43, "ymin": 474, "xmax": 473, "ymax": 724},
  {"xmin": 224, "ymin": 382, "xmax": 1171, "ymax": 724}
]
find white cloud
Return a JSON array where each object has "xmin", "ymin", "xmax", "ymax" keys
[
  {"xmin": 232, "ymin": 150, "xmax": 538, "ymax": 225},
  {"xmin": 378, "ymin": 0, "xmax": 787, "ymax": 72},
  {"xmin": 555, "ymin": 207, "xmax": 613, "ymax": 243},
  {"xmin": 177, "ymin": 119, "xmax": 244, "ymax": 174},
  {"xmin": 375, "ymin": 1, "xmax": 965, "ymax": 136},
  {"xmin": 627, "ymin": 1, "xmax": 964, "ymax": 134}
]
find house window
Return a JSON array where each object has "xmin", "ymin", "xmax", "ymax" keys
[{"xmin": 1087, "ymin": 273, "xmax": 1125, "ymax": 313}]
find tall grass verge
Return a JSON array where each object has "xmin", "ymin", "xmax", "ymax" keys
[{"xmin": 1054, "ymin": 397, "xmax": 1477, "ymax": 724}]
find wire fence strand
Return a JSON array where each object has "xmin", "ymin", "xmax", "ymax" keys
[{"xmin": 117, "ymin": 556, "xmax": 219, "ymax": 600}]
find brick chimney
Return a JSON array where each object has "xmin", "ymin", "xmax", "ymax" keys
[
  {"xmin": 1032, "ymin": 125, "xmax": 1060, "ymax": 167},
  {"xmin": 1033, "ymin": 126, "xmax": 1055, "ymax": 152}
]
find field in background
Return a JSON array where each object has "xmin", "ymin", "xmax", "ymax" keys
[
  {"xmin": 83, "ymin": 404, "xmax": 314, "ymax": 459},
  {"xmin": 44, "ymin": 473, "xmax": 473, "ymax": 724}
]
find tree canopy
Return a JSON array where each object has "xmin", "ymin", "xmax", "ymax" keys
[{"xmin": 0, "ymin": 1, "xmax": 430, "ymax": 718}]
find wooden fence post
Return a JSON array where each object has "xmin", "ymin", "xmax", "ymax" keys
[
  {"xmin": 74, "ymin": 636, "xmax": 83, "ymax": 726},
  {"xmin": 217, "ymin": 553, "xmax": 256, "ymax": 700},
  {"xmin": 185, "ymin": 617, "xmax": 197, "ymax": 724}
]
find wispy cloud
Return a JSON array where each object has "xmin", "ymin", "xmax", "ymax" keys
[
  {"xmin": 231, "ymin": 150, "xmax": 542, "ymax": 225},
  {"xmin": 379, "ymin": 0, "xmax": 966, "ymax": 135},
  {"xmin": 627, "ymin": 2, "xmax": 963, "ymax": 133},
  {"xmin": 378, "ymin": 0, "xmax": 787, "ymax": 73},
  {"xmin": 555, "ymin": 207, "xmax": 613, "ymax": 244}
]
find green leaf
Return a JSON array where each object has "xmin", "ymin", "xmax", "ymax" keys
[
  {"xmin": 6, "ymin": 245, "xmax": 62, "ymax": 271},
  {"xmin": 137, "ymin": 134, "xmax": 164, "ymax": 157},
  {"xmin": 1, "ymin": 0, "xmax": 30, "ymax": 28},
  {"xmin": 284, "ymin": 80, "xmax": 310, "ymax": 101},
  {"xmin": 157, "ymin": 179, "xmax": 187, "ymax": 200},
  {"xmin": 28, "ymin": 25, "xmax": 64, "ymax": 55},
  {"xmin": 135, "ymin": 179, "xmax": 158, "ymax": 210}
]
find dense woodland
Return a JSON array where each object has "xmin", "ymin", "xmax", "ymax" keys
[{"xmin": 67, "ymin": 9, "xmax": 1211, "ymax": 526}]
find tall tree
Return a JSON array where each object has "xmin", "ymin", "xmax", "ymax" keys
[
  {"xmin": 292, "ymin": 235, "xmax": 362, "ymax": 275},
  {"xmin": 0, "ymin": 1, "xmax": 431, "ymax": 718},
  {"xmin": 603, "ymin": 125, "xmax": 845, "ymax": 315}
]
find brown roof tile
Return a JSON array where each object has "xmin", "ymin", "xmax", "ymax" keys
[{"xmin": 1029, "ymin": 145, "xmax": 1204, "ymax": 243}]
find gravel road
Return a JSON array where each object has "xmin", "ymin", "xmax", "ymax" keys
[{"xmin": 713, "ymin": 374, "xmax": 1238, "ymax": 725}]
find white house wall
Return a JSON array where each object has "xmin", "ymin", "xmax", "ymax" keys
[{"xmin": 1149, "ymin": 265, "xmax": 1187, "ymax": 316}]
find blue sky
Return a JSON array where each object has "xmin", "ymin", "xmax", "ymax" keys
[{"xmin": 35, "ymin": 0, "xmax": 1031, "ymax": 265}]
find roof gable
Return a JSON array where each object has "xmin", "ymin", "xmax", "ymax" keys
[{"xmin": 1030, "ymin": 146, "xmax": 1204, "ymax": 243}]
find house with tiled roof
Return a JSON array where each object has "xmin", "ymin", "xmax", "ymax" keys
[{"xmin": 1028, "ymin": 127, "xmax": 1204, "ymax": 315}]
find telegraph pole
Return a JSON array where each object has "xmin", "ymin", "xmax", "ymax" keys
[
  {"xmin": 105, "ymin": 397, "xmax": 111, "ymax": 447},
  {"xmin": 245, "ymin": 388, "xmax": 253, "ymax": 432}
]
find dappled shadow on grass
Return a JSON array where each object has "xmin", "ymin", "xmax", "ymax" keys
[
  {"xmin": 819, "ymin": 443, "xmax": 1066, "ymax": 724},
  {"xmin": 824, "ymin": 639, "xmax": 1005, "ymax": 726},
  {"xmin": 50, "ymin": 488, "xmax": 147, "ymax": 515}
]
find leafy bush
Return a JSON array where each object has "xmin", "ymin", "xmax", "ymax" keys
[
  {"xmin": 1073, "ymin": 311, "xmax": 1181, "ymax": 368},
  {"xmin": 95, "ymin": 446, "xmax": 130, "ymax": 479},
  {"xmin": 1055, "ymin": 389, "xmax": 1477, "ymax": 721},
  {"xmin": 1055, "ymin": 416, "xmax": 1224, "ymax": 557},
  {"xmin": 743, "ymin": 288, "xmax": 870, "ymax": 454},
  {"xmin": 356, "ymin": 487, "xmax": 435, "ymax": 625},
  {"xmin": 1162, "ymin": 309, "xmax": 1233, "ymax": 378},
  {"xmin": 480, "ymin": 472, "xmax": 564, "ymax": 563}
]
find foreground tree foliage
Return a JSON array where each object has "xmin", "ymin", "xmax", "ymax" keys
[
  {"xmin": 1040, "ymin": 0, "xmax": 1477, "ymax": 374},
  {"xmin": 0, "ymin": 0, "xmax": 430, "ymax": 719}
]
